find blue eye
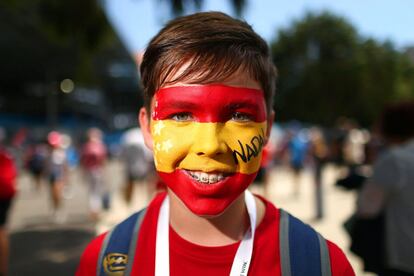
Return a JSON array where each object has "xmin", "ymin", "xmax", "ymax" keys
[
  {"xmin": 171, "ymin": 113, "xmax": 193, "ymax": 122},
  {"xmin": 232, "ymin": 112, "xmax": 252, "ymax": 122}
]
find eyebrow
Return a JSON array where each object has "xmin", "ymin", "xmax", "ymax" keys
[
  {"xmin": 226, "ymin": 101, "xmax": 260, "ymax": 110},
  {"xmin": 165, "ymin": 100, "xmax": 198, "ymax": 110}
]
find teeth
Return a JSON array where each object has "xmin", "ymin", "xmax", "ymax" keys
[
  {"xmin": 187, "ymin": 171, "xmax": 226, "ymax": 184},
  {"xmin": 209, "ymin": 174, "xmax": 217, "ymax": 183},
  {"xmin": 192, "ymin": 173, "xmax": 199, "ymax": 181},
  {"xmin": 200, "ymin": 172, "xmax": 209, "ymax": 183}
]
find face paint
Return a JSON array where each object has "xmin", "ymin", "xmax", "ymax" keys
[{"xmin": 151, "ymin": 85, "xmax": 267, "ymax": 216}]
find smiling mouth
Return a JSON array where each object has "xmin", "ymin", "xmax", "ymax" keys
[{"xmin": 184, "ymin": 170, "xmax": 232, "ymax": 184}]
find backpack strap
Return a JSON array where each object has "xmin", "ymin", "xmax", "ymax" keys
[
  {"xmin": 97, "ymin": 208, "xmax": 147, "ymax": 276},
  {"xmin": 279, "ymin": 209, "xmax": 331, "ymax": 276}
]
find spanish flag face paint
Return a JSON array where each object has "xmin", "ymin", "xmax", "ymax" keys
[{"xmin": 151, "ymin": 85, "xmax": 268, "ymax": 216}]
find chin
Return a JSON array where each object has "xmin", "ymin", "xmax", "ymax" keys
[{"xmin": 185, "ymin": 197, "xmax": 234, "ymax": 217}]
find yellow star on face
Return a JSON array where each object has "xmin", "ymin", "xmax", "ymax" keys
[
  {"xmin": 153, "ymin": 121, "xmax": 165, "ymax": 136},
  {"xmin": 154, "ymin": 142, "xmax": 162, "ymax": 152},
  {"xmin": 162, "ymin": 139, "xmax": 173, "ymax": 152}
]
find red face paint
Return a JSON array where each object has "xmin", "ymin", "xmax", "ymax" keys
[
  {"xmin": 151, "ymin": 85, "xmax": 267, "ymax": 216},
  {"xmin": 153, "ymin": 85, "xmax": 266, "ymax": 122}
]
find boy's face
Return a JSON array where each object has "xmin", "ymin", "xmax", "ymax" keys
[{"xmin": 140, "ymin": 75, "xmax": 272, "ymax": 216}]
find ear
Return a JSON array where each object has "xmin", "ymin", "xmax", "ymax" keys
[
  {"xmin": 138, "ymin": 107, "xmax": 153, "ymax": 151},
  {"xmin": 265, "ymin": 110, "xmax": 275, "ymax": 144}
]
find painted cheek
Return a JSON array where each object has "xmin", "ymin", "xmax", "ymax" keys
[
  {"xmin": 151, "ymin": 120, "xmax": 195, "ymax": 172},
  {"xmin": 223, "ymin": 122, "xmax": 267, "ymax": 173}
]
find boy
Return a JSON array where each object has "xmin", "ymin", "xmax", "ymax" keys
[{"xmin": 76, "ymin": 11, "xmax": 354, "ymax": 276}]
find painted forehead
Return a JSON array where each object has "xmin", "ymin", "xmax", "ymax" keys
[{"xmin": 152, "ymin": 85, "xmax": 267, "ymax": 122}]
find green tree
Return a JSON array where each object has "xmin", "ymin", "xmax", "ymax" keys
[
  {"xmin": 271, "ymin": 11, "xmax": 414, "ymax": 127},
  {"xmin": 354, "ymin": 40, "xmax": 400, "ymax": 125},
  {"xmin": 398, "ymin": 47, "xmax": 414, "ymax": 100},
  {"xmin": 1, "ymin": 0, "xmax": 113, "ymax": 83}
]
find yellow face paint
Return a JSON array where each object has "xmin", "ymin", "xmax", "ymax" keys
[{"xmin": 151, "ymin": 120, "xmax": 267, "ymax": 174}]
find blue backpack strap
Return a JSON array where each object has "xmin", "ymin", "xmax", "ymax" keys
[
  {"xmin": 279, "ymin": 209, "xmax": 331, "ymax": 276},
  {"xmin": 97, "ymin": 208, "xmax": 147, "ymax": 276}
]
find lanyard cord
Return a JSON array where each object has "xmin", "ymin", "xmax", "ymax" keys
[{"xmin": 155, "ymin": 190, "xmax": 257, "ymax": 276}]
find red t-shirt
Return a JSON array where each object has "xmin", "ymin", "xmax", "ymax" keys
[
  {"xmin": 76, "ymin": 193, "xmax": 355, "ymax": 276},
  {"xmin": 0, "ymin": 148, "xmax": 17, "ymax": 200}
]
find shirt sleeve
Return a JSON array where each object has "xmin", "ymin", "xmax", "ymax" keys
[
  {"xmin": 75, "ymin": 233, "xmax": 106, "ymax": 276},
  {"xmin": 357, "ymin": 178, "xmax": 388, "ymax": 217},
  {"xmin": 356, "ymin": 150, "xmax": 401, "ymax": 217},
  {"xmin": 327, "ymin": 240, "xmax": 355, "ymax": 276}
]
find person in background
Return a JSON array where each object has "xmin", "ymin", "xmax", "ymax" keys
[
  {"xmin": 0, "ymin": 127, "xmax": 17, "ymax": 276},
  {"xmin": 46, "ymin": 130, "xmax": 68, "ymax": 223},
  {"xmin": 287, "ymin": 128, "xmax": 310, "ymax": 197},
  {"xmin": 121, "ymin": 127, "xmax": 155, "ymax": 205},
  {"xmin": 80, "ymin": 128, "xmax": 108, "ymax": 221},
  {"xmin": 25, "ymin": 141, "xmax": 48, "ymax": 191},
  {"xmin": 309, "ymin": 127, "xmax": 329, "ymax": 220},
  {"xmin": 357, "ymin": 100, "xmax": 414, "ymax": 276}
]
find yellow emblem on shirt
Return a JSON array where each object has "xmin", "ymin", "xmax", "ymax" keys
[{"xmin": 103, "ymin": 253, "xmax": 128, "ymax": 275}]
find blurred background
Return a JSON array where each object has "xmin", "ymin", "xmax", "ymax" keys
[{"xmin": 1, "ymin": 0, "xmax": 413, "ymax": 275}]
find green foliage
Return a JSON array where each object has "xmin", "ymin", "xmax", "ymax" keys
[
  {"xmin": 2, "ymin": 0, "xmax": 111, "ymax": 49},
  {"xmin": 271, "ymin": 11, "xmax": 414, "ymax": 127},
  {"xmin": 0, "ymin": 0, "xmax": 114, "ymax": 85}
]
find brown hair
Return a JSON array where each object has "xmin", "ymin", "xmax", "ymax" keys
[
  {"xmin": 377, "ymin": 100, "xmax": 414, "ymax": 141},
  {"xmin": 140, "ymin": 11, "xmax": 276, "ymax": 113}
]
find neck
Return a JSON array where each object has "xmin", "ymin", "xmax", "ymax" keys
[{"xmin": 168, "ymin": 190, "xmax": 265, "ymax": 246}]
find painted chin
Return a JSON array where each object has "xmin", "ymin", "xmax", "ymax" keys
[{"xmin": 157, "ymin": 169, "xmax": 257, "ymax": 216}]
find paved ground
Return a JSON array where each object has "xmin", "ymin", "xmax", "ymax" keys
[
  {"xmin": 8, "ymin": 160, "xmax": 374, "ymax": 275},
  {"xmin": 258, "ymin": 165, "xmax": 375, "ymax": 276},
  {"xmin": 9, "ymin": 168, "xmax": 95, "ymax": 276}
]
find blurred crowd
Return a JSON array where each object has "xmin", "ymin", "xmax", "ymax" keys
[
  {"xmin": 0, "ymin": 127, "xmax": 159, "ymax": 222},
  {"xmin": 0, "ymin": 117, "xmax": 386, "ymax": 223}
]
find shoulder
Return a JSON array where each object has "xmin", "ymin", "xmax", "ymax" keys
[
  {"xmin": 372, "ymin": 147, "xmax": 405, "ymax": 188},
  {"xmin": 326, "ymin": 240, "xmax": 355, "ymax": 276},
  {"xmin": 375, "ymin": 148, "xmax": 399, "ymax": 167},
  {"xmin": 267, "ymin": 204, "xmax": 355, "ymax": 276},
  {"xmin": 76, "ymin": 233, "xmax": 107, "ymax": 276},
  {"xmin": 76, "ymin": 193, "xmax": 167, "ymax": 276},
  {"xmin": 254, "ymin": 194, "xmax": 279, "ymax": 234}
]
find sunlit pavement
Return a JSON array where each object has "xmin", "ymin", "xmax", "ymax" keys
[
  {"xmin": 257, "ymin": 165, "xmax": 376, "ymax": 276},
  {"xmin": 9, "ymin": 161, "xmax": 375, "ymax": 275},
  {"xmin": 9, "ymin": 168, "xmax": 95, "ymax": 275}
]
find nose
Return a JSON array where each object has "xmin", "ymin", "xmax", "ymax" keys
[{"xmin": 190, "ymin": 123, "xmax": 227, "ymax": 156}]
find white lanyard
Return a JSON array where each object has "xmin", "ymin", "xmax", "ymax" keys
[{"xmin": 155, "ymin": 190, "xmax": 257, "ymax": 276}]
